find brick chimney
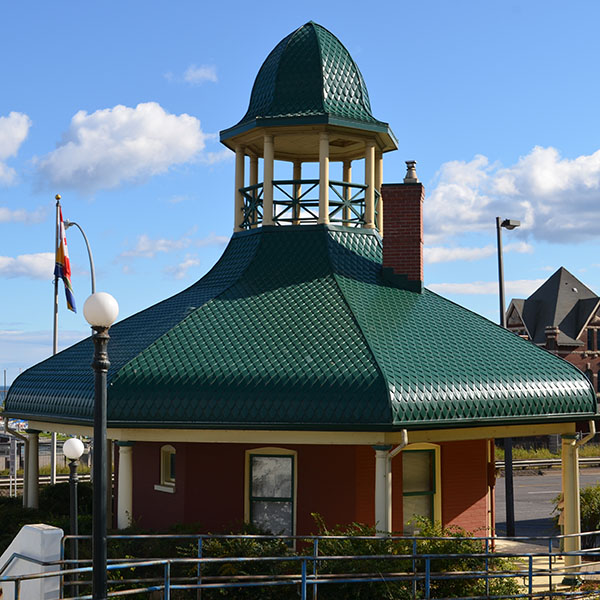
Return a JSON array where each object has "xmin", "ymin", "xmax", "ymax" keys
[
  {"xmin": 544, "ymin": 325, "xmax": 560, "ymax": 352},
  {"xmin": 381, "ymin": 160, "xmax": 425, "ymax": 293}
]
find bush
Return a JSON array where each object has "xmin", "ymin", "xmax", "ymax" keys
[{"xmin": 553, "ymin": 485, "xmax": 600, "ymax": 549}]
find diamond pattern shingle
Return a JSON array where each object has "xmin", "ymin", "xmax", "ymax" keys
[{"xmin": 5, "ymin": 226, "xmax": 597, "ymax": 430}]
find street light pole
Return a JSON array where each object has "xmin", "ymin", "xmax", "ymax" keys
[
  {"xmin": 63, "ymin": 437, "xmax": 85, "ymax": 599},
  {"xmin": 64, "ymin": 220, "xmax": 96, "ymax": 294},
  {"xmin": 496, "ymin": 216, "xmax": 520, "ymax": 538},
  {"xmin": 84, "ymin": 293, "xmax": 119, "ymax": 600}
]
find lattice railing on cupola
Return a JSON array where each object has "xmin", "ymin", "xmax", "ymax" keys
[{"xmin": 239, "ymin": 179, "xmax": 380, "ymax": 230}]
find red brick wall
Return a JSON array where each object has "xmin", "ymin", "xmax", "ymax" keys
[{"xmin": 381, "ymin": 183, "xmax": 425, "ymax": 282}]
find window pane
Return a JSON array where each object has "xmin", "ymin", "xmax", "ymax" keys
[
  {"xmin": 403, "ymin": 495, "xmax": 432, "ymax": 534},
  {"xmin": 251, "ymin": 501, "xmax": 292, "ymax": 535},
  {"xmin": 251, "ymin": 456, "xmax": 292, "ymax": 498},
  {"xmin": 402, "ymin": 451, "xmax": 433, "ymax": 493},
  {"xmin": 589, "ymin": 330, "xmax": 595, "ymax": 351}
]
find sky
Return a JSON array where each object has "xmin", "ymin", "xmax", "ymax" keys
[{"xmin": 2, "ymin": 0, "xmax": 600, "ymax": 385}]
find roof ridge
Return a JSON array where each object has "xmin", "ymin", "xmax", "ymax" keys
[{"xmin": 326, "ymin": 231, "xmax": 394, "ymax": 424}]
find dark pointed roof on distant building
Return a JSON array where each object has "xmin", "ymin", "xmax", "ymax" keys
[{"xmin": 510, "ymin": 267, "xmax": 600, "ymax": 346}]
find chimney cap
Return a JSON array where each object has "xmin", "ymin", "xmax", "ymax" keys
[{"xmin": 404, "ymin": 160, "xmax": 419, "ymax": 184}]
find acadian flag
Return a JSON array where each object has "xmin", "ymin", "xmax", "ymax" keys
[{"xmin": 54, "ymin": 207, "xmax": 76, "ymax": 312}]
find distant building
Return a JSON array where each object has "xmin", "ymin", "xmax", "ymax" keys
[{"xmin": 507, "ymin": 267, "xmax": 600, "ymax": 399}]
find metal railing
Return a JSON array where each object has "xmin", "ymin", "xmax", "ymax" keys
[
  {"xmin": 3, "ymin": 531, "xmax": 599, "ymax": 599},
  {"xmin": 239, "ymin": 179, "xmax": 380, "ymax": 230}
]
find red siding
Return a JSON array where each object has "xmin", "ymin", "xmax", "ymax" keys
[
  {"xmin": 129, "ymin": 440, "xmax": 492, "ymax": 535},
  {"xmin": 440, "ymin": 439, "xmax": 491, "ymax": 534}
]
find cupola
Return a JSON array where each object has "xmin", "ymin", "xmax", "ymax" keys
[{"xmin": 220, "ymin": 22, "xmax": 398, "ymax": 232}]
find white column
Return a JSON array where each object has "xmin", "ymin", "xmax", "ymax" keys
[
  {"xmin": 562, "ymin": 435, "xmax": 581, "ymax": 575},
  {"xmin": 343, "ymin": 160, "xmax": 352, "ymax": 225},
  {"xmin": 293, "ymin": 160, "xmax": 302, "ymax": 225},
  {"xmin": 375, "ymin": 151, "xmax": 383, "ymax": 234},
  {"xmin": 263, "ymin": 135, "xmax": 274, "ymax": 226},
  {"xmin": 234, "ymin": 146, "xmax": 245, "ymax": 232},
  {"xmin": 364, "ymin": 141, "xmax": 375, "ymax": 228},
  {"xmin": 318, "ymin": 132, "xmax": 330, "ymax": 224},
  {"xmin": 26, "ymin": 430, "xmax": 39, "ymax": 509},
  {"xmin": 117, "ymin": 443, "xmax": 134, "ymax": 529},
  {"xmin": 374, "ymin": 446, "xmax": 392, "ymax": 533}
]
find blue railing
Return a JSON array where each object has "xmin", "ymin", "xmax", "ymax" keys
[
  {"xmin": 239, "ymin": 179, "xmax": 380, "ymax": 230},
  {"xmin": 3, "ymin": 531, "xmax": 600, "ymax": 599}
]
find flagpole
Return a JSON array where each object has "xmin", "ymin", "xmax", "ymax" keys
[{"xmin": 51, "ymin": 194, "xmax": 61, "ymax": 485}]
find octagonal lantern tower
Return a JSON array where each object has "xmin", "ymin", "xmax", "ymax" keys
[{"xmin": 220, "ymin": 21, "xmax": 397, "ymax": 233}]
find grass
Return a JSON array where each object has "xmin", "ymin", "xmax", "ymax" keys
[{"xmin": 495, "ymin": 443, "xmax": 600, "ymax": 461}]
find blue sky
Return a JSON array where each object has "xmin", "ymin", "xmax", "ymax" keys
[{"xmin": 2, "ymin": 0, "xmax": 600, "ymax": 384}]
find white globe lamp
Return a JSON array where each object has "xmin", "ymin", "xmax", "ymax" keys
[
  {"xmin": 63, "ymin": 437, "xmax": 85, "ymax": 461},
  {"xmin": 83, "ymin": 292, "xmax": 119, "ymax": 328}
]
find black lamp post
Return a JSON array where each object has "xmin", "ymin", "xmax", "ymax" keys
[
  {"xmin": 63, "ymin": 437, "xmax": 85, "ymax": 598},
  {"xmin": 496, "ymin": 216, "xmax": 520, "ymax": 538},
  {"xmin": 83, "ymin": 292, "xmax": 119, "ymax": 600}
]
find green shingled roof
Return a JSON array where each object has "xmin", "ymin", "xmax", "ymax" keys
[
  {"xmin": 220, "ymin": 22, "xmax": 395, "ymax": 141},
  {"xmin": 5, "ymin": 226, "xmax": 596, "ymax": 430}
]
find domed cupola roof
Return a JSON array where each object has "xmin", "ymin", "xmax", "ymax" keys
[{"xmin": 221, "ymin": 22, "xmax": 396, "ymax": 151}]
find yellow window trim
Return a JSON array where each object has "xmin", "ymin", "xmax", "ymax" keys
[
  {"xmin": 244, "ymin": 447, "xmax": 298, "ymax": 534},
  {"xmin": 401, "ymin": 442, "xmax": 442, "ymax": 524}
]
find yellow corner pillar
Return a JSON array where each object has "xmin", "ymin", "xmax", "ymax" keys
[
  {"xmin": 234, "ymin": 146, "xmax": 245, "ymax": 232},
  {"xmin": 375, "ymin": 151, "xmax": 383, "ymax": 234},
  {"xmin": 249, "ymin": 155, "xmax": 259, "ymax": 187},
  {"xmin": 293, "ymin": 160, "xmax": 302, "ymax": 225},
  {"xmin": 263, "ymin": 135, "xmax": 274, "ymax": 226},
  {"xmin": 562, "ymin": 434, "xmax": 581, "ymax": 575},
  {"xmin": 343, "ymin": 160, "xmax": 352, "ymax": 225},
  {"xmin": 373, "ymin": 445, "xmax": 392, "ymax": 533},
  {"xmin": 364, "ymin": 141, "xmax": 376, "ymax": 228},
  {"xmin": 318, "ymin": 132, "xmax": 330, "ymax": 224},
  {"xmin": 25, "ymin": 429, "xmax": 39, "ymax": 509}
]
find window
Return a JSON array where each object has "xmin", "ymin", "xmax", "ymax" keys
[
  {"xmin": 585, "ymin": 369, "xmax": 594, "ymax": 386},
  {"xmin": 245, "ymin": 448, "xmax": 296, "ymax": 536},
  {"xmin": 588, "ymin": 329, "xmax": 596, "ymax": 351},
  {"xmin": 154, "ymin": 444, "xmax": 176, "ymax": 493},
  {"xmin": 401, "ymin": 443, "xmax": 441, "ymax": 534}
]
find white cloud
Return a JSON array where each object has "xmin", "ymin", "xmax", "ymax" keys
[
  {"xmin": 36, "ymin": 102, "xmax": 211, "ymax": 193},
  {"xmin": 164, "ymin": 254, "xmax": 202, "ymax": 279},
  {"xmin": 0, "ymin": 206, "xmax": 46, "ymax": 223},
  {"xmin": 0, "ymin": 112, "xmax": 31, "ymax": 184},
  {"xmin": 0, "ymin": 252, "xmax": 54, "ymax": 279},
  {"xmin": 424, "ymin": 241, "xmax": 532, "ymax": 264},
  {"xmin": 120, "ymin": 231, "xmax": 228, "ymax": 260},
  {"xmin": 183, "ymin": 64, "xmax": 218, "ymax": 84},
  {"xmin": 120, "ymin": 233, "xmax": 191, "ymax": 259},
  {"xmin": 425, "ymin": 146, "xmax": 600, "ymax": 244},
  {"xmin": 429, "ymin": 278, "xmax": 546, "ymax": 297}
]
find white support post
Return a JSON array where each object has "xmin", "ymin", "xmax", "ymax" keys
[
  {"xmin": 364, "ymin": 141, "xmax": 375, "ymax": 229},
  {"xmin": 375, "ymin": 151, "xmax": 383, "ymax": 234},
  {"xmin": 50, "ymin": 432, "xmax": 57, "ymax": 485},
  {"xmin": 263, "ymin": 135, "xmax": 274, "ymax": 226},
  {"xmin": 562, "ymin": 435, "xmax": 581, "ymax": 577},
  {"xmin": 234, "ymin": 146, "xmax": 245, "ymax": 232},
  {"xmin": 318, "ymin": 132, "xmax": 330, "ymax": 224},
  {"xmin": 26, "ymin": 430, "xmax": 39, "ymax": 509},
  {"xmin": 374, "ymin": 446, "xmax": 392, "ymax": 533},
  {"xmin": 343, "ymin": 160, "xmax": 352, "ymax": 225},
  {"xmin": 293, "ymin": 160, "xmax": 302, "ymax": 225},
  {"xmin": 117, "ymin": 442, "xmax": 134, "ymax": 529}
]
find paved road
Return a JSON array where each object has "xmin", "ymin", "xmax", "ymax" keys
[{"xmin": 496, "ymin": 467, "xmax": 600, "ymax": 541}]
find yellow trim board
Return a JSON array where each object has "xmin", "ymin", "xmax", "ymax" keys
[{"xmin": 27, "ymin": 421, "xmax": 576, "ymax": 445}]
